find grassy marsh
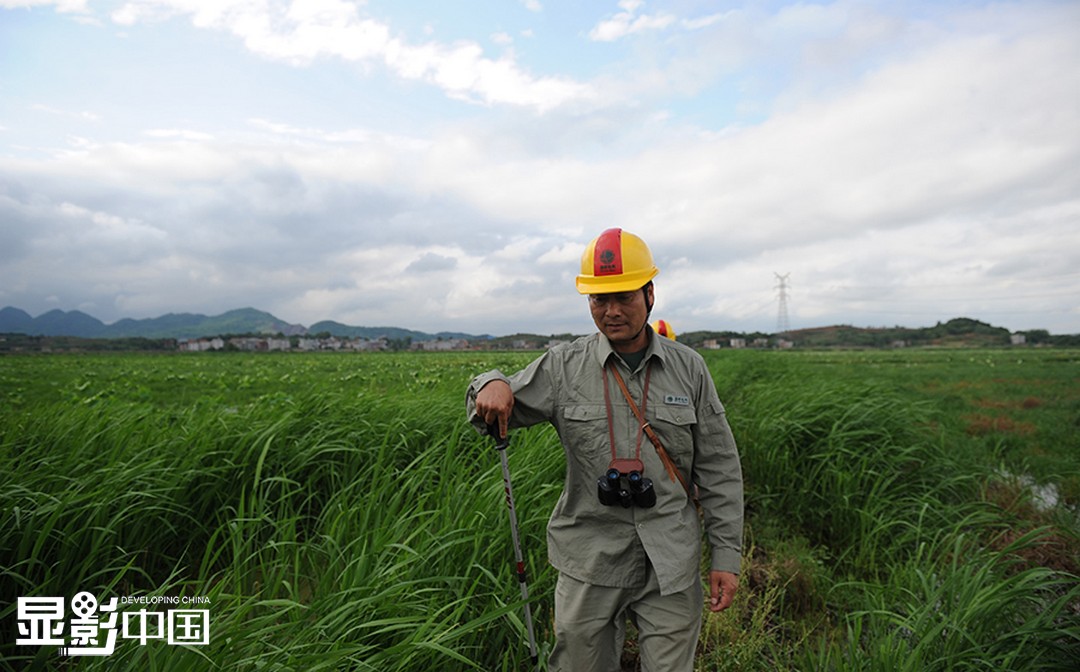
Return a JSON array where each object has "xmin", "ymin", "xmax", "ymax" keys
[{"xmin": 1, "ymin": 349, "xmax": 1077, "ymax": 670}]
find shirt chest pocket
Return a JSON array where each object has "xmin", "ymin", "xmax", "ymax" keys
[
  {"xmin": 651, "ymin": 404, "xmax": 697, "ymax": 459},
  {"xmin": 561, "ymin": 403, "xmax": 610, "ymax": 459}
]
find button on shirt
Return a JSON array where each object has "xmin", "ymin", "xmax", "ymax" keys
[{"xmin": 466, "ymin": 331, "xmax": 743, "ymax": 596}]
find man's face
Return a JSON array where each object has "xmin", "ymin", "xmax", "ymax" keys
[{"xmin": 588, "ymin": 284, "xmax": 653, "ymax": 351}]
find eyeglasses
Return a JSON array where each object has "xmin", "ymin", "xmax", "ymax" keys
[{"xmin": 588, "ymin": 292, "xmax": 640, "ymax": 308}]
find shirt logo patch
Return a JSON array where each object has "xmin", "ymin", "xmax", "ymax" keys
[{"xmin": 664, "ymin": 394, "xmax": 690, "ymax": 406}]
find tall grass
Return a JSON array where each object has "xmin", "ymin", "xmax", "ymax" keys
[
  {"xmin": 2, "ymin": 350, "xmax": 1077, "ymax": 670},
  {"xmin": 2, "ymin": 370, "xmax": 559, "ymax": 671},
  {"xmin": 709, "ymin": 351, "xmax": 1080, "ymax": 670},
  {"xmin": 806, "ymin": 530, "xmax": 1080, "ymax": 671}
]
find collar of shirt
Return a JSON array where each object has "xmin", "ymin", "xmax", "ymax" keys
[{"xmin": 593, "ymin": 325, "xmax": 669, "ymax": 372}]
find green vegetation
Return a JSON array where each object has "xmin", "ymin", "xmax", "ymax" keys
[
  {"xmin": 682, "ymin": 317, "xmax": 1080, "ymax": 349},
  {"xmin": 2, "ymin": 350, "xmax": 1077, "ymax": 670}
]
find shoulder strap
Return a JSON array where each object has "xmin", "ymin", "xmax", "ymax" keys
[{"xmin": 608, "ymin": 363, "xmax": 694, "ymax": 500}]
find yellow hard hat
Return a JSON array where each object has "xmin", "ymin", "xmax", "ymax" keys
[
  {"xmin": 575, "ymin": 228, "xmax": 659, "ymax": 294},
  {"xmin": 651, "ymin": 319, "xmax": 676, "ymax": 341}
]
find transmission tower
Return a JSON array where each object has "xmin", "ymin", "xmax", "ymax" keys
[{"xmin": 774, "ymin": 272, "xmax": 791, "ymax": 335}]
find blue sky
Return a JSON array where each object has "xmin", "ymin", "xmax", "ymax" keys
[{"xmin": 1, "ymin": 0, "xmax": 1078, "ymax": 336}]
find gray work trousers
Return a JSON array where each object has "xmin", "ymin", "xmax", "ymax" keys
[{"xmin": 547, "ymin": 564, "xmax": 703, "ymax": 672}]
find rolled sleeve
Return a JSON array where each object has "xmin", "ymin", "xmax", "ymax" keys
[
  {"xmin": 465, "ymin": 370, "xmax": 512, "ymax": 434},
  {"xmin": 465, "ymin": 351, "xmax": 558, "ymax": 434}
]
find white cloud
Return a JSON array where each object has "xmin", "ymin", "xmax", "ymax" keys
[
  {"xmin": 58, "ymin": 201, "xmax": 123, "ymax": 227},
  {"xmin": 3, "ymin": 1, "xmax": 1078, "ymax": 335},
  {"xmin": 0, "ymin": 0, "xmax": 88, "ymax": 12},
  {"xmin": 30, "ymin": 104, "xmax": 100, "ymax": 121},
  {"xmin": 110, "ymin": 0, "xmax": 593, "ymax": 112},
  {"xmin": 681, "ymin": 12, "xmax": 730, "ymax": 31},
  {"xmin": 383, "ymin": 38, "xmax": 593, "ymax": 111},
  {"xmin": 589, "ymin": 0, "xmax": 676, "ymax": 42},
  {"xmin": 144, "ymin": 129, "xmax": 215, "ymax": 141},
  {"xmin": 405, "ymin": 251, "xmax": 458, "ymax": 274}
]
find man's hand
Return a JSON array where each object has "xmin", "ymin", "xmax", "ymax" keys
[
  {"xmin": 708, "ymin": 570, "xmax": 738, "ymax": 612},
  {"xmin": 475, "ymin": 380, "xmax": 514, "ymax": 439}
]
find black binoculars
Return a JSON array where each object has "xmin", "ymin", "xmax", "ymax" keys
[{"xmin": 597, "ymin": 468, "xmax": 656, "ymax": 508}]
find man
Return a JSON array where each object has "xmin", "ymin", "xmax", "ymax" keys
[{"xmin": 466, "ymin": 228, "xmax": 743, "ymax": 671}]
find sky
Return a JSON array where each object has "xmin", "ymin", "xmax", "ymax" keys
[{"xmin": 1, "ymin": 0, "xmax": 1078, "ymax": 337}]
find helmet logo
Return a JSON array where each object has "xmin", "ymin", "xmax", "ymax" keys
[{"xmin": 594, "ymin": 229, "xmax": 623, "ymax": 276}]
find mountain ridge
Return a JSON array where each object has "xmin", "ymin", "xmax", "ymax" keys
[
  {"xmin": 1, "ymin": 306, "xmax": 1074, "ymax": 347},
  {"xmin": 0, "ymin": 306, "xmax": 483, "ymax": 342}
]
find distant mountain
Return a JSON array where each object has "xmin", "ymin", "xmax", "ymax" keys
[
  {"xmin": 678, "ymin": 317, "xmax": 1039, "ymax": 349},
  {"xmin": 0, "ymin": 306, "xmax": 483, "ymax": 342},
  {"xmin": 0, "ymin": 307, "xmax": 34, "ymax": 333},
  {"xmin": 307, "ymin": 320, "xmax": 424, "ymax": 341},
  {"xmin": 107, "ymin": 308, "xmax": 308, "ymax": 339},
  {"xmin": 6, "ymin": 307, "xmax": 1062, "ymax": 348},
  {"xmin": 37, "ymin": 309, "xmax": 109, "ymax": 338},
  {"xmin": 0, "ymin": 306, "xmax": 306, "ymax": 339},
  {"xmin": 307, "ymin": 320, "xmax": 480, "ymax": 342}
]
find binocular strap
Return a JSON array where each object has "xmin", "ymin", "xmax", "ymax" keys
[
  {"xmin": 601, "ymin": 360, "xmax": 651, "ymax": 466},
  {"xmin": 606, "ymin": 361, "xmax": 694, "ymax": 501}
]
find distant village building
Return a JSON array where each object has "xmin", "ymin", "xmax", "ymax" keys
[
  {"xmin": 727, "ymin": 338, "xmax": 745, "ymax": 349},
  {"xmin": 229, "ymin": 337, "xmax": 266, "ymax": 351},
  {"xmin": 182, "ymin": 335, "xmax": 390, "ymax": 352},
  {"xmin": 179, "ymin": 337, "xmax": 224, "ymax": 352},
  {"xmin": 1011, "ymin": 333, "xmax": 1027, "ymax": 346},
  {"xmin": 266, "ymin": 338, "xmax": 291, "ymax": 352},
  {"xmin": 348, "ymin": 337, "xmax": 387, "ymax": 352},
  {"xmin": 415, "ymin": 338, "xmax": 468, "ymax": 351}
]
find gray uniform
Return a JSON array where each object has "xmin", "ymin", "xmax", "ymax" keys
[{"xmin": 466, "ymin": 330, "xmax": 743, "ymax": 670}]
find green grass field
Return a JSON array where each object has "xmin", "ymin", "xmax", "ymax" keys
[{"xmin": 2, "ymin": 349, "xmax": 1078, "ymax": 670}]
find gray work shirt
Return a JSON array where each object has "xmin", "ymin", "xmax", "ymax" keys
[{"xmin": 466, "ymin": 330, "xmax": 743, "ymax": 596}]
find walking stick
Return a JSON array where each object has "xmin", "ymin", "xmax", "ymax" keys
[{"xmin": 488, "ymin": 423, "xmax": 539, "ymax": 669}]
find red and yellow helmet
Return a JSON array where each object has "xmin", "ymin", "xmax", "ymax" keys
[
  {"xmin": 651, "ymin": 319, "xmax": 676, "ymax": 341},
  {"xmin": 575, "ymin": 228, "xmax": 659, "ymax": 295}
]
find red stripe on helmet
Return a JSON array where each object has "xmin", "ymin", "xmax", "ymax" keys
[
  {"xmin": 593, "ymin": 228, "xmax": 623, "ymax": 276},
  {"xmin": 656, "ymin": 320, "xmax": 669, "ymax": 337}
]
